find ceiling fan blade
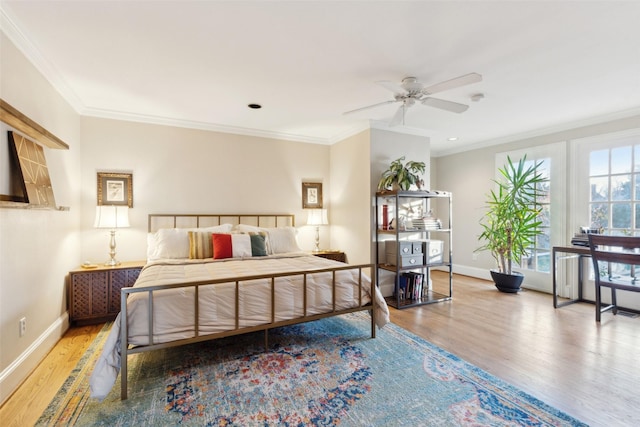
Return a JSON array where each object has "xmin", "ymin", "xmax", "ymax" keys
[
  {"xmin": 343, "ymin": 99, "xmax": 396, "ymax": 115},
  {"xmin": 422, "ymin": 72, "xmax": 482, "ymax": 95},
  {"xmin": 376, "ymin": 80, "xmax": 407, "ymax": 95},
  {"xmin": 389, "ymin": 104, "xmax": 405, "ymax": 127},
  {"xmin": 422, "ymin": 97, "xmax": 469, "ymax": 113}
]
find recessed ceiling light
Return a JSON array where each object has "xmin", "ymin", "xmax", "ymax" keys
[
  {"xmin": 448, "ymin": 137, "xmax": 458, "ymax": 141},
  {"xmin": 247, "ymin": 103, "xmax": 262, "ymax": 109}
]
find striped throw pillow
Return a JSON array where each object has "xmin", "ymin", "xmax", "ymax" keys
[{"xmin": 188, "ymin": 231, "xmax": 213, "ymax": 259}]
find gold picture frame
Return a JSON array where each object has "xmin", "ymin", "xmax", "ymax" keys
[
  {"xmin": 302, "ymin": 182, "xmax": 323, "ymax": 209},
  {"xmin": 97, "ymin": 172, "xmax": 133, "ymax": 207}
]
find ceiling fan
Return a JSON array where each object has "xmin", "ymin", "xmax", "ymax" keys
[{"xmin": 344, "ymin": 73, "xmax": 482, "ymax": 126}]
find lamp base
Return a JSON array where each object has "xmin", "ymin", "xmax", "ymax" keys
[{"xmin": 105, "ymin": 229, "xmax": 120, "ymax": 266}]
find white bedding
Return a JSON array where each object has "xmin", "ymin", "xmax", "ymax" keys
[{"xmin": 90, "ymin": 253, "xmax": 389, "ymax": 400}]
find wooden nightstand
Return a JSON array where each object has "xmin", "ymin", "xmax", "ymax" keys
[
  {"xmin": 68, "ymin": 260, "xmax": 145, "ymax": 325},
  {"xmin": 312, "ymin": 250, "xmax": 347, "ymax": 263}
]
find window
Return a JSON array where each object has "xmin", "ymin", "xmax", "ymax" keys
[
  {"xmin": 495, "ymin": 141, "xmax": 565, "ymax": 293},
  {"xmin": 519, "ymin": 157, "xmax": 551, "ymax": 274},
  {"xmin": 589, "ymin": 145, "xmax": 640, "ymax": 234}
]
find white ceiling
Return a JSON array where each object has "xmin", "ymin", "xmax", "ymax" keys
[{"xmin": 2, "ymin": 1, "xmax": 640, "ymax": 156}]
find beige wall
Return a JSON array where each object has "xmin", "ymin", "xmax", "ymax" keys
[
  {"xmin": 329, "ymin": 129, "xmax": 371, "ymax": 264},
  {"xmin": 79, "ymin": 117, "xmax": 332, "ymax": 262},
  {"xmin": 0, "ymin": 32, "xmax": 82, "ymax": 403},
  {"xmin": 370, "ymin": 128, "xmax": 430, "ymax": 296}
]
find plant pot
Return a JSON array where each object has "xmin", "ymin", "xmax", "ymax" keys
[{"xmin": 490, "ymin": 270, "xmax": 524, "ymax": 293}]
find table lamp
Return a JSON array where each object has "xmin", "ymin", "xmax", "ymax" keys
[
  {"xmin": 307, "ymin": 209, "xmax": 328, "ymax": 252},
  {"xmin": 94, "ymin": 205, "xmax": 130, "ymax": 266}
]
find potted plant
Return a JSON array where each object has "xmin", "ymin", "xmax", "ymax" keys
[
  {"xmin": 378, "ymin": 156, "xmax": 426, "ymax": 191},
  {"xmin": 476, "ymin": 155, "xmax": 548, "ymax": 292}
]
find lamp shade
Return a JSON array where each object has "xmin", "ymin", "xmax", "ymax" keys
[
  {"xmin": 307, "ymin": 209, "xmax": 328, "ymax": 226},
  {"xmin": 94, "ymin": 205, "xmax": 130, "ymax": 229}
]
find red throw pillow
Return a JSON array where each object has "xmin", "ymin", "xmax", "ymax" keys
[{"xmin": 212, "ymin": 233, "xmax": 233, "ymax": 259}]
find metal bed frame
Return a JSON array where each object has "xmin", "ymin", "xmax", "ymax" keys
[{"xmin": 118, "ymin": 213, "xmax": 376, "ymax": 399}]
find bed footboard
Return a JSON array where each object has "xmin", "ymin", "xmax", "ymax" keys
[{"xmin": 119, "ymin": 263, "xmax": 376, "ymax": 400}]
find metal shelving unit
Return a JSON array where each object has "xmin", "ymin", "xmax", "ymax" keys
[{"xmin": 375, "ymin": 190, "xmax": 453, "ymax": 309}]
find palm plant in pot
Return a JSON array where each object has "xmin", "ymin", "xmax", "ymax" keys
[
  {"xmin": 476, "ymin": 155, "xmax": 548, "ymax": 293},
  {"xmin": 378, "ymin": 156, "xmax": 426, "ymax": 191}
]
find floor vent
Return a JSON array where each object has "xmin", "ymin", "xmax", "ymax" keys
[{"xmin": 618, "ymin": 310, "xmax": 639, "ymax": 318}]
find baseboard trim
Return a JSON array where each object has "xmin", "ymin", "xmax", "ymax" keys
[{"xmin": 0, "ymin": 312, "xmax": 69, "ymax": 405}]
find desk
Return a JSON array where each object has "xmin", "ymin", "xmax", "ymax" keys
[{"xmin": 552, "ymin": 245, "xmax": 591, "ymax": 308}]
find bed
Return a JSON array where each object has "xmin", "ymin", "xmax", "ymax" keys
[{"xmin": 90, "ymin": 214, "xmax": 389, "ymax": 400}]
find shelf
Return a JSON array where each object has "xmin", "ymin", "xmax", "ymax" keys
[
  {"xmin": 385, "ymin": 291, "xmax": 452, "ymax": 309},
  {"xmin": 375, "ymin": 189, "xmax": 453, "ymax": 310},
  {"xmin": 377, "ymin": 228, "xmax": 451, "ymax": 234},
  {"xmin": 378, "ymin": 262, "xmax": 450, "ymax": 272}
]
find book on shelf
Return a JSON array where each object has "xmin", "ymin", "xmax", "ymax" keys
[{"xmin": 395, "ymin": 271, "xmax": 425, "ymax": 300}]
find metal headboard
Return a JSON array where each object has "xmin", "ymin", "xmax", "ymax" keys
[{"xmin": 148, "ymin": 213, "xmax": 295, "ymax": 232}]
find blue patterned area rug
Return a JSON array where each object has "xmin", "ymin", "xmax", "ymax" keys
[{"xmin": 37, "ymin": 313, "xmax": 586, "ymax": 426}]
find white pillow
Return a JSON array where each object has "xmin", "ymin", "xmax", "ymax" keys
[
  {"xmin": 147, "ymin": 224, "xmax": 233, "ymax": 261},
  {"xmin": 231, "ymin": 234, "xmax": 252, "ymax": 258},
  {"xmin": 267, "ymin": 227, "xmax": 302, "ymax": 253}
]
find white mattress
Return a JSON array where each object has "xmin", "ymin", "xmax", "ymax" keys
[{"xmin": 90, "ymin": 253, "xmax": 389, "ymax": 400}]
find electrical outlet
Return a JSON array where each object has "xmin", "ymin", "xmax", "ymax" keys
[{"xmin": 19, "ymin": 317, "xmax": 26, "ymax": 337}]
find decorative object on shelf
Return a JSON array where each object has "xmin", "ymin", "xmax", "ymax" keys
[
  {"xmin": 97, "ymin": 172, "xmax": 133, "ymax": 207},
  {"xmin": 476, "ymin": 155, "xmax": 548, "ymax": 293},
  {"xmin": 307, "ymin": 208, "xmax": 328, "ymax": 252},
  {"xmin": 377, "ymin": 156, "xmax": 426, "ymax": 191},
  {"xmin": 302, "ymin": 182, "xmax": 323, "ymax": 209},
  {"xmin": 94, "ymin": 205, "xmax": 130, "ymax": 266},
  {"xmin": 5, "ymin": 131, "xmax": 57, "ymax": 207}
]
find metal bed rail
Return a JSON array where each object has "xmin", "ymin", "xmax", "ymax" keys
[{"xmin": 119, "ymin": 263, "xmax": 375, "ymax": 399}]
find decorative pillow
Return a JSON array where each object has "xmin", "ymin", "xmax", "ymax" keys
[
  {"xmin": 235, "ymin": 225, "xmax": 301, "ymax": 254},
  {"xmin": 266, "ymin": 227, "xmax": 302, "ymax": 254},
  {"xmin": 236, "ymin": 224, "xmax": 272, "ymax": 253},
  {"xmin": 212, "ymin": 233, "xmax": 253, "ymax": 259},
  {"xmin": 188, "ymin": 231, "xmax": 213, "ymax": 259},
  {"xmin": 147, "ymin": 224, "xmax": 232, "ymax": 261},
  {"xmin": 249, "ymin": 233, "xmax": 268, "ymax": 256}
]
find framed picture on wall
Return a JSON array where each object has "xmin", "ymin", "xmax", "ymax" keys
[
  {"xmin": 302, "ymin": 182, "xmax": 322, "ymax": 209},
  {"xmin": 97, "ymin": 172, "xmax": 133, "ymax": 207}
]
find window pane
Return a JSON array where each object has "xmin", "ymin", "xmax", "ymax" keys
[
  {"xmin": 590, "ymin": 177, "xmax": 608, "ymax": 201},
  {"xmin": 590, "ymin": 203, "xmax": 609, "ymax": 228},
  {"xmin": 590, "ymin": 149, "xmax": 609, "ymax": 175},
  {"xmin": 611, "ymin": 174, "xmax": 631, "ymax": 201},
  {"xmin": 612, "ymin": 203, "xmax": 632, "ymax": 228},
  {"xmin": 539, "ymin": 205, "xmax": 550, "ymax": 227},
  {"xmin": 537, "ymin": 229, "xmax": 550, "ymax": 249},
  {"xmin": 537, "ymin": 251, "xmax": 550, "ymax": 273},
  {"xmin": 635, "ymin": 204, "xmax": 640, "ymax": 228},
  {"xmin": 611, "ymin": 146, "xmax": 632, "ymax": 174}
]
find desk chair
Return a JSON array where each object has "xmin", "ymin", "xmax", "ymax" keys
[{"xmin": 588, "ymin": 234, "xmax": 640, "ymax": 322}]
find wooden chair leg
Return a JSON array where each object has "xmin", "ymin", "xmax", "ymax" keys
[{"xmin": 596, "ymin": 283, "xmax": 602, "ymax": 322}]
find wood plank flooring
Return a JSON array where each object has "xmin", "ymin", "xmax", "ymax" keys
[{"xmin": 1, "ymin": 272, "xmax": 638, "ymax": 426}]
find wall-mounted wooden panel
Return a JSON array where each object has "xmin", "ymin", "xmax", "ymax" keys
[
  {"xmin": 0, "ymin": 99, "xmax": 69, "ymax": 150},
  {"xmin": 8, "ymin": 131, "xmax": 56, "ymax": 208}
]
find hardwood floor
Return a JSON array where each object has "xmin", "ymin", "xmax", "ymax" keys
[
  {"xmin": 0, "ymin": 323, "xmax": 103, "ymax": 427},
  {"xmin": 1, "ymin": 272, "xmax": 638, "ymax": 426}
]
